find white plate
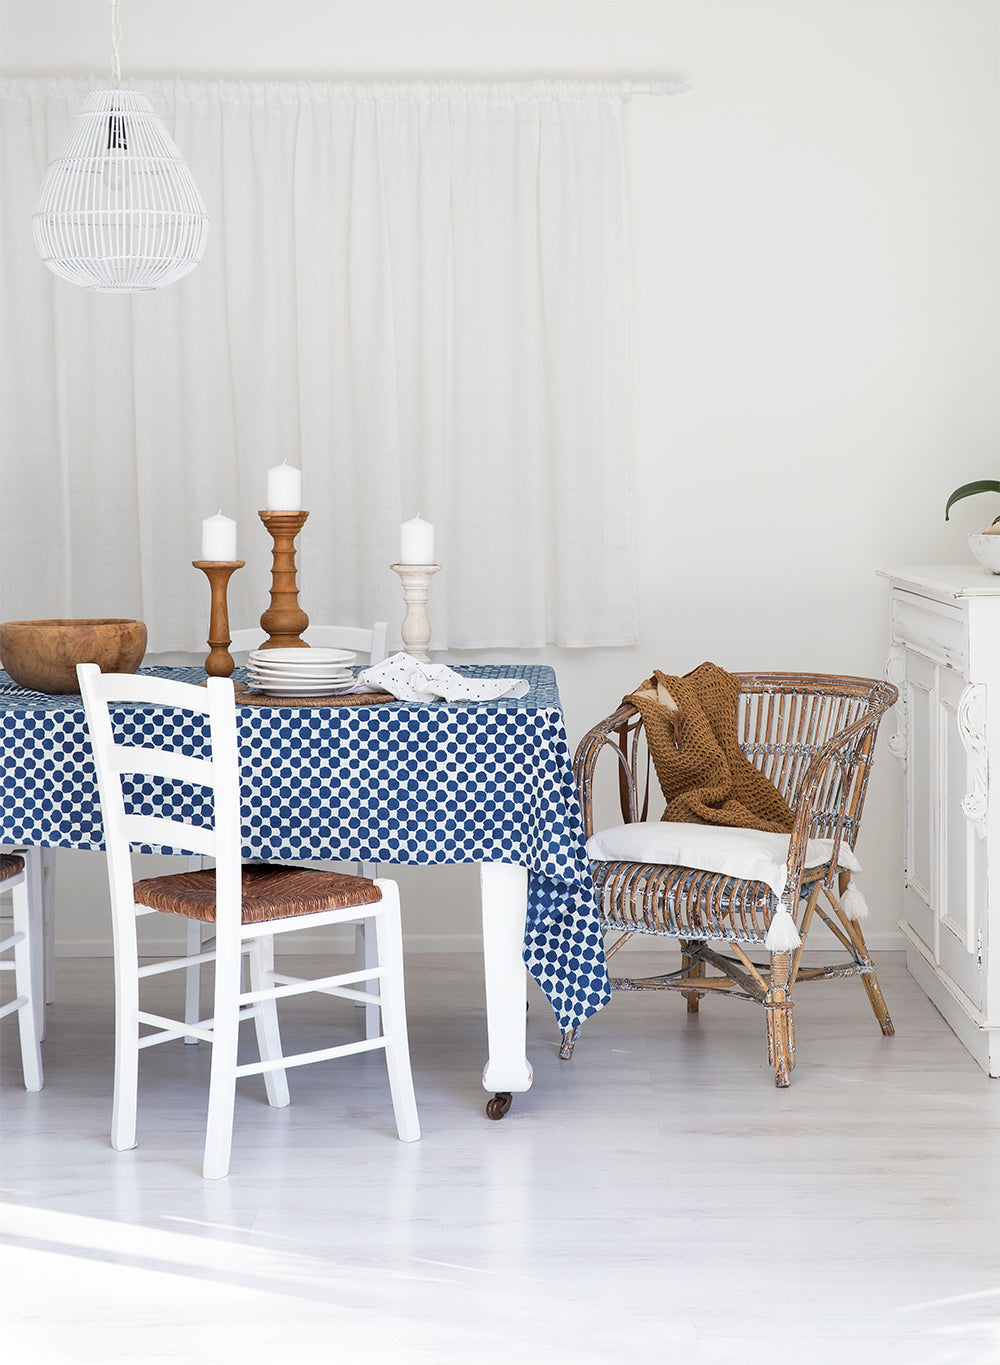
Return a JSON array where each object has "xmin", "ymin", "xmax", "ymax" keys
[
  {"xmin": 251, "ymin": 684, "xmax": 354, "ymax": 697},
  {"xmin": 249, "ymin": 674, "xmax": 354, "ymax": 685},
  {"xmin": 251, "ymin": 679, "xmax": 360, "ymax": 693},
  {"xmin": 249, "ymin": 647, "xmax": 356, "ymax": 666},
  {"xmin": 249, "ymin": 665, "xmax": 354, "ymax": 682},
  {"xmin": 249, "ymin": 658, "xmax": 354, "ymax": 672},
  {"xmin": 250, "ymin": 682, "xmax": 353, "ymax": 694},
  {"xmin": 249, "ymin": 675, "xmax": 353, "ymax": 687},
  {"xmin": 249, "ymin": 661, "xmax": 352, "ymax": 673},
  {"xmin": 249, "ymin": 663, "xmax": 356, "ymax": 677}
]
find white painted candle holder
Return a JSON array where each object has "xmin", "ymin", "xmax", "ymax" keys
[{"xmin": 390, "ymin": 563, "xmax": 441, "ymax": 663}]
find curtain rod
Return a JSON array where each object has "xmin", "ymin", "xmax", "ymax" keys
[
  {"xmin": 622, "ymin": 79, "xmax": 690, "ymax": 97},
  {"xmin": 2, "ymin": 74, "xmax": 690, "ymax": 97}
]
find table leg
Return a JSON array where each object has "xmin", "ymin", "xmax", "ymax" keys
[{"xmin": 479, "ymin": 862, "xmax": 533, "ymax": 1112}]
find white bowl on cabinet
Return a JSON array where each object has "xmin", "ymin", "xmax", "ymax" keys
[{"xmin": 968, "ymin": 533, "xmax": 1000, "ymax": 574}]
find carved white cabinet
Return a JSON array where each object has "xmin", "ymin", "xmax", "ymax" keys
[{"xmin": 880, "ymin": 565, "xmax": 1000, "ymax": 1076}]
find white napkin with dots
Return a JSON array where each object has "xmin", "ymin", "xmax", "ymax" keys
[{"xmin": 357, "ymin": 652, "xmax": 529, "ymax": 703}]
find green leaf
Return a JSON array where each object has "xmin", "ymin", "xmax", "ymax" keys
[{"xmin": 944, "ymin": 480, "xmax": 1000, "ymax": 521}]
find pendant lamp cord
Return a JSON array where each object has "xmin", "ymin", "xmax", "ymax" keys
[{"xmin": 110, "ymin": 0, "xmax": 122, "ymax": 89}]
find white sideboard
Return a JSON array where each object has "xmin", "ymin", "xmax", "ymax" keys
[{"xmin": 879, "ymin": 565, "xmax": 1000, "ymax": 1076}]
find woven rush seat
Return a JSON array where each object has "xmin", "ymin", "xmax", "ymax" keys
[
  {"xmin": 592, "ymin": 860, "xmax": 829, "ymax": 945},
  {"xmin": 1, "ymin": 853, "xmax": 26, "ymax": 882},
  {"xmin": 134, "ymin": 864, "xmax": 382, "ymax": 925}
]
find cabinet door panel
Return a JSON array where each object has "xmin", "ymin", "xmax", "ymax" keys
[
  {"xmin": 903, "ymin": 653, "xmax": 935, "ymax": 954},
  {"xmin": 937, "ymin": 669, "xmax": 984, "ymax": 1008}
]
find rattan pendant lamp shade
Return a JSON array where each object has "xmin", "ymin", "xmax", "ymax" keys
[{"xmin": 31, "ymin": 5, "xmax": 208, "ymax": 292}]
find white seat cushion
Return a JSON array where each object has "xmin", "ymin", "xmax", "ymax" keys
[{"xmin": 585, "ymin": 821, "xmax": 862, "ymax": 900}]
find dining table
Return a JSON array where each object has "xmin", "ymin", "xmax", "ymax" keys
[{"xmin": 0, "ymin": 662, "xmax": 610, "ymax": 1117}]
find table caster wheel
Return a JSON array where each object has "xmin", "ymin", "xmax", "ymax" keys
[{"xmin": 486, "ymin": 1091, "xmax": 512, "ymax": 1120}]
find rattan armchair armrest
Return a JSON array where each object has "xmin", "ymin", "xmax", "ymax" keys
[
  {"xmin": 573, "ymin": 704, "xmax": 641, "ymax": 840},
  {"xmin": 782, "ymin": 686, "xmax": 895, "ymax": 899}
]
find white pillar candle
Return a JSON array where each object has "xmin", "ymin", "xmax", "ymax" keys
[
  {"xmin": 201, "ymin": 511, "xmax": 237, "ymax": 561},
  {"xmin": 399, "ymin": 515, "xmax": 435, "ymax": 564},
  {"xmin": 266, "ymin": 461, "xmax": 301, "ymax": 510}
]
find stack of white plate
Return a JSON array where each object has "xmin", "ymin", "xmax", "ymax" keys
[{"xmin": 248, "ymin": 647, "xmax": 358, "ymax": 697}]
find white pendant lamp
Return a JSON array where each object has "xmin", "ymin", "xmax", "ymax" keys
[{"xmin": 32, "ymin": 2, "xmax": 208, "ymax": 293}]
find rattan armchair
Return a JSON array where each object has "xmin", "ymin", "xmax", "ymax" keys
[{"xmin": 563, "ymin": 672, "xmax": 898, "ymax": 1085}]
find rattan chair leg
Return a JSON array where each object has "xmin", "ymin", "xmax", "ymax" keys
[
  {"xmin": 857, "ymin": 966, "xmax": 895, "ymax": 1036},
  {"xmin": 680, "ymin": 939, "xmax": 705, "ymax": 1013},
  {"xmin": 829, "ymin": 889, "xmax": 896, "ymax": 1037},
  {"xmin": 559, "ymin": 1025, "xmax": 581, "ymax": 1060},
  {"xmin": 823, "ymin": 880, "xmax": 896, "ymax": 1037},
  {"xmin": 765, "ymin": 950, "xmax": 794, "ymax": 1087},
  {"xmin": 725, "ymin": 941, "xmax": 769, "ymax": 996},
  {"xmin": 559, "ymin": 929, "xmax": 633, "ymax": 1058},
  {"xmin": 789, "ymin": 881, "xmax": 823, "ymax": 989},
  {"xmin": 604, "ymin": 931, "xmax": 633, "ymax": 961}
]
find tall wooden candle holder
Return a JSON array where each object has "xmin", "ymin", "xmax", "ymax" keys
[
  {"xmin": 258, "ymin": 509, "xmax": 310, "ymax": 650},
  {"xmin": 390, "ymin": 562, "xmax": 441, "ymax": 663},
  {"xmin": 192, "ymin": 560, "xmax": 246, "ymax": 687}
]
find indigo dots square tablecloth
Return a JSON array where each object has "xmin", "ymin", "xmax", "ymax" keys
[{"xmin": 0, "ymin": 664, "xmax": 609, "ymax": 1030}]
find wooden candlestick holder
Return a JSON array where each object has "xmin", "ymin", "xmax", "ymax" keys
[
  {"xmin": 390, "ymin": 562, "xmax": 441, "ymax": 663},
  {"xmin": 258, "ymin": 509, "xmax": 310, "ymax": 649},
  {"xmin": 192, "ymin": 560, "xmax": 246, "ymax": 687}
]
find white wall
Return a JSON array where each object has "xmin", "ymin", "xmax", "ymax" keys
[{"xmin": 3, "ymin": 1, "xmax": 999, "ymax": 955}]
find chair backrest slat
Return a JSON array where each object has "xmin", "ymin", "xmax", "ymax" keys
[
  {"xmin": 78, "ymin": 665, "xmax": 242, "ymax": 934},
  {"xmin": 120, "ymin": 814, "xmax": 217, "ymax": 859},
  {"xmin": 109, "ymin": 745, "xmax": 214, "ymax": 788},
  {"xmin": 80, "ymin": 670, "xmax": 214, "ymax": 711}
]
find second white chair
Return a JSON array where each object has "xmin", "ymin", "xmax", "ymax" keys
[
  {"xmin": 225, "ymin": 618, "xmax": 388, "ymax": 1039},
  {"xmin": 79, "ymin": 663, "xmax": 419, "ymax": 1179},
  {"xmin": 0, "ymin": 852, "xmax": 43, "ymax": 1091}
]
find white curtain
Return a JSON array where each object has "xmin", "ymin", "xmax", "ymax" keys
[{"xmin": 0, "ymin": 77, "xmax": 635, "ymax": 651}]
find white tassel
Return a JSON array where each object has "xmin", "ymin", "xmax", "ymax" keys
[
  {"xmin": 840, "ymin": 878, "xmax": 870, "ymax": 921},
  {"xmin": 765, "ymin": 904, "xmax": 801, "ymax": 952}
]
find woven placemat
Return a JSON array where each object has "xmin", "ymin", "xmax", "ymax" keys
[{"xmin": 237, "ymin": 689, "xmax": 395, "ymax": 708}]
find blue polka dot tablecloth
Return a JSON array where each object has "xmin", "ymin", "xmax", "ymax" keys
[{"xmin": 0, "ymin": 664, "xmax": 610, "ymax": 1031}]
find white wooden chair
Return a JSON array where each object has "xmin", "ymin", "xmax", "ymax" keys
[
  {"xmin": 0, "ymin": 845, "xmax": 55, "ymax": 1025},
  {"xmin": 78, "ymin": 663, "xmax": 419, "ymax": 1179},
  {"xmin": 0, "ymin": 851, "xmax": 44, "ymax": 1091},
  {"xmin": 189, "ymin": 619, "xmax": 389, "ymax": 1039}
]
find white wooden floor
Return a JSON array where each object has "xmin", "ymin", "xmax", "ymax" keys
[{"xmin": 2, "ymin": 950, "xmax": 998, "ymax": 1365}]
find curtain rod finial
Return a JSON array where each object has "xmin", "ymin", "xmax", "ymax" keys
[{"xmin": 649, "ymin": 80, "xmax": 691, "ymax": 97}]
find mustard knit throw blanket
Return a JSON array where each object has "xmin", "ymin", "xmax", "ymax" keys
[{"xmin": 625, "ymin": 662, "xmax": 794, "ymax": 834}]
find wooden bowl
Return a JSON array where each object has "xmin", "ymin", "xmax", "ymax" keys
[{"xmin": 0, "ymin": 618, "xmax": 147, "ymax": 693}]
